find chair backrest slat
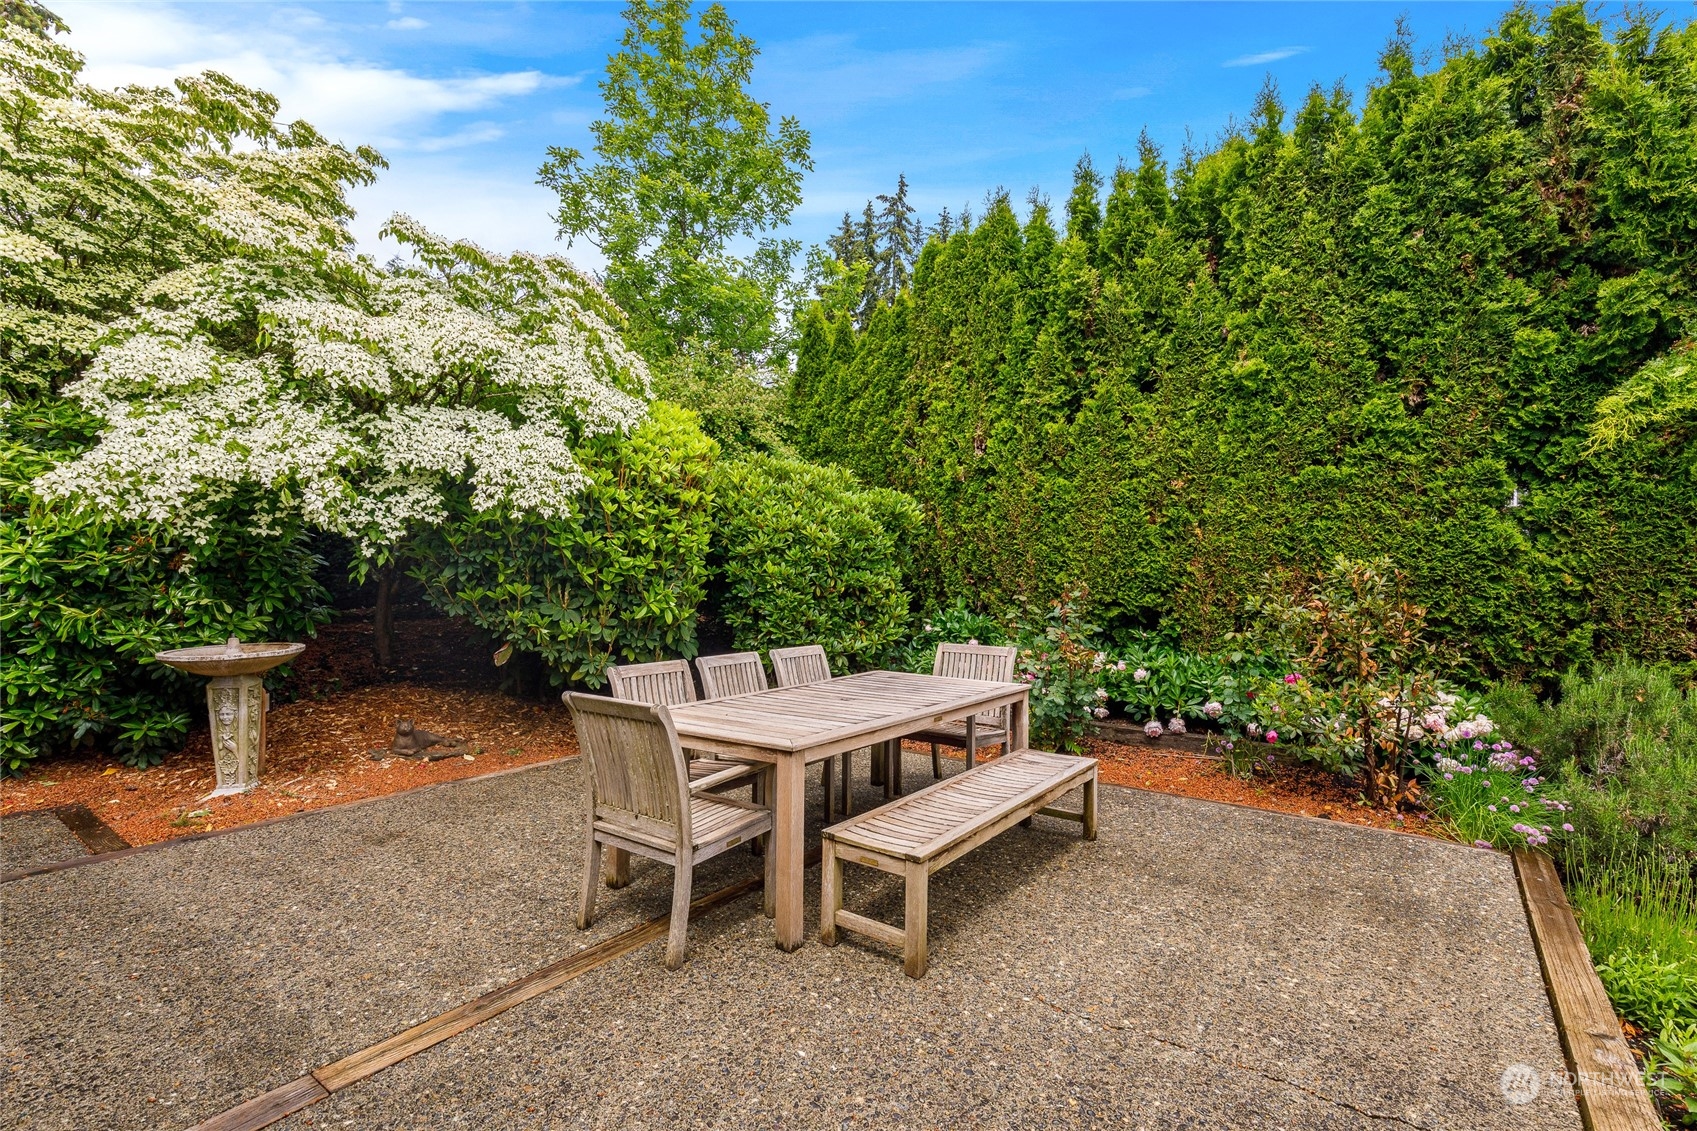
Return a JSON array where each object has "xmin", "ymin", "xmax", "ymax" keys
[
  {"xmin": 695, "ymin": 652, "xmax": 769, "ymax": 700},
  {"xmin": 934, "ymin": 643, "xmax": 1019, "ymax": 727},
  {"xmin": 605, "ymin": 659, "xmax": 697, "ymax": 707},
  {"xmin": 770, "ymin": 644, "xmax": 832, "ymax": 688},
  {"xmin": 566, "ymin": 693, "xmax": 689, "ymax": 831},
  {"xmin": 933, "ymin": 643, "xmax": 1017, "ymax": 683}
]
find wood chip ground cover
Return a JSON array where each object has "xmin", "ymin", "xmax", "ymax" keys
[{"xmin": 3, "ymin": 686, "xmax": 1437, "ymax": 847}]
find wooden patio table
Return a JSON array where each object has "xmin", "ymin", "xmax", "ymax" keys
[{"xmin": 666, "ymin": 670, "xmax": 1030, "ymax": 951}]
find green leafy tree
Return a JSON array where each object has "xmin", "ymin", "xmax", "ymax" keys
[{"xmin": 539, "ymin": 0, "xmax": 811, "ymax": 359}]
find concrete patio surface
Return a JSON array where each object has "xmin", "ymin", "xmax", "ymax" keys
[
  {"xmin": 1, "ymin": 811, "xmax": 88, "ymax": 873},
  {"xmin": 2, "ymin": 753, "xmax": 1580, "ymax": 1130}
]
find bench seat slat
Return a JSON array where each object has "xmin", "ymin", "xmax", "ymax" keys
[{"xmin": 827, "ymin": 751, "xmax": 1095, "ymax": 863}]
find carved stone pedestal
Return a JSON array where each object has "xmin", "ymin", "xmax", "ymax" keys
[{"xmin": 206, "ymin": 674, "xmax": 269, "ymax": 798}]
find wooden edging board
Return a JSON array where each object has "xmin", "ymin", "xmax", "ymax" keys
[
  {"xmin": 1512, "ymin": 849, "xmax": 1663, "ymax": 1131},
  {"xmin": 190, "ymin": 873, "xmax": 766, "ymax": 1131}
]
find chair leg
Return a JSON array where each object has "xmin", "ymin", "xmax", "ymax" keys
[
  {"xmin": 762, "ymin": 824, "xmax": 777, "ymax": 919},
  {"xmin": 665, "ymin": 852, "xmax": 694, "ymax": 970},
  {"xmin": 576, "ymin": 830, "xmax": 601, "ymax": 930},
  {"xmin": 1083, "ymin": 772, "xmax": 1099, "ymax": 841},
  {"xmin": 750, "ymin": 773, "xmax": 765, "ymax": 856},
  {"xmin": 820, "ymin": 841, "xmax": 842, "ymax": 945},
  {"xmin": 840, "ymin": 750, "xmax": 853, "ymax": 817},
  {"xmin": 931, "ymin": 741, "xmax": 942, "ymax": 779},
  {"xmin": 869, "ymin": 745, "xmax": 885, "ymax": 787},
  {"xmin": 903, "ymin": 860, "xmax": 929, "ymax": 979},
  {"xmin": 822, "ymin": 756, "xmax": 837, "ymax": 823},
  {"xmin": 605, "ymin": 846, "xmax": 631, "ymax": 889}
]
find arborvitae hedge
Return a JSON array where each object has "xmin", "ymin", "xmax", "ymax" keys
[{"xmin": 790, "ymin": 6, "xmax": 1697, "ymax": 683}]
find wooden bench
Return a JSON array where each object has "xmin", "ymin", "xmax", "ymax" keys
[{"xmin": 819, "ymin": 748, "xmax": 1098, "ymax": 978}]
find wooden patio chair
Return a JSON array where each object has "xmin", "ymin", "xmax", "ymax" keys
[
  {"xmin": 907, "ymin": 643, "xmax": 1018, "ymax": 778},
  {"xmin": 769, "ymin": 644, "xmax": 864, "ymax": 819},
  {"xmin": 565, "ymin": 694, "xmax": 774, "ymax": 969},
  {"xmin": 695, "ymin": 651, "xmax": 769, "ymax": 700},
  {"xmin": 604, "ymin": 660, "xmax": 762, "ymax": 790}
]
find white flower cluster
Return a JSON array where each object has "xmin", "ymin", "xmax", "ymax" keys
[{"xmin": 36, "ymin": 218, "xmax": 650, "ymax": 555}]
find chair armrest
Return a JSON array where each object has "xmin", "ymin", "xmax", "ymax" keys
[{"xmin": 689, "ymin": 763, "xmax": 762, "ymax": 794}]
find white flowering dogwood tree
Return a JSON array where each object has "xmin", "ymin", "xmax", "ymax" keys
[
  {"xmin": 6, "ymin": 9, "xmax": 653, "ymax": 670},
  {"xmin": 34, "ymin": 222, "xmax": 652, "ymax": 557}
]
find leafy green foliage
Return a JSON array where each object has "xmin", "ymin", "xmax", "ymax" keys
[
  {"xmin": 707, "ymin": 454, "xmax": 919, "ymax": 673},
  {"xmin": 790, "ymin": 6, "xmax": 1697, "ymax": 684},
  {"xmin": 1010, "ymin": 586, "xmax": 1108, "ymax": 753},
  {"xmin": 1647, "ymin": 1018, "xmax": 1697, "ymax": 1127},
  {"xmin": 1101, "ymin": 635, "xmax": 1282, "ymax": 731},
  {"xmin": 1596, "ymin": 949, "xmax": 1697, "ymax": 1029},
  {"xmin": 649, "ymin": 347, "xmax": 794, "ymax": 459},
  {"xmin": 1496, "ymin": 662, "xmax": 1697, "ymax": 869},
  {"xmin": 888, "ymin": 597, "xmax": 1010, "ymax": 675},
  {"xmin": 2, "ymin": 400, "xmax": 327, "ymax": 771},
  {"xmin": 410, "ymin": 403, "xmax": 716, "ymax": 688},
  {"xmin": 539, "ymin": 0, "xmax": 811, "ymax": 358}
]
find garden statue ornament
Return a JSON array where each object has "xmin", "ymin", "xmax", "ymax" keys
[{"xmin": 154, "ymin": 636, "xmax": 305, "ymax": 799}]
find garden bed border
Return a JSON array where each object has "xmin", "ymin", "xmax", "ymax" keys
[{"xmin": 1512, "ymin": 849, "xmax": 1662, "ymax": 1131}]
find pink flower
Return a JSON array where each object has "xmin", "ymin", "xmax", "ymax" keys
[
  {"xmin": 1283, "ymin": 673, "xmax": 1300, "ymax": 685},
  {"xmin": 1265, "ymin": 730, "xmax": 1278, "ymax": 744}
]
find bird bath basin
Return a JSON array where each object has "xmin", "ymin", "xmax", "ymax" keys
[{"xmin": 155, "ymin": 637, "xmax": 303, "ymax": 798}]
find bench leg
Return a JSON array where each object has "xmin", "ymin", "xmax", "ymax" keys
[
  {"xmin": 1083, "ymin": 772, "xmax": 1098, "ymax": 841},
  {"xmin": 820, "ymin": 841, "xmax": 842, "ymax": 945},
  {"xmin": 903, "ymin": 860, "xmax": 929, "ymax": 979}
]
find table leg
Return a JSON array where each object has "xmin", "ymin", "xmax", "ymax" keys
[
  {"xmin": 1010, "ymin": 696, "xmax": 1030, "ymax": 752},
  {"xmin": 889, "ymin": 739, "xmax": 902, "ymax": 797},
  {"xmin": 773, "ymin": 755, "xmax": 806, "ymax": 951},
  {"xmin": 966, "ymin": 716, "xmax": 978, "ymax": 769}
]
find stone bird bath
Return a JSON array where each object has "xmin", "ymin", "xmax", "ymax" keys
[{"xmin": 154, "ymin": 637, "xmax": 304, "ymax": 798}]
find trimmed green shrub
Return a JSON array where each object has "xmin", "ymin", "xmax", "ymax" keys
[
  {"xmin": 1, "ymin": 401, "xmax": 328, "ymax": 772},
  {"xmin": 410, "ymin": 402, "xmax": 717, "ymax": 688},
  {"xmin": 790, "ymin": 6, "xmax": 1697, "ymax": 684},
  {"xmin": 708, "ymin": 454, "xmax": 920, "ymax": 672}
]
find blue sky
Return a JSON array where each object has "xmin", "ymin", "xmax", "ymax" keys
[{"xmin": 55, "ymin": 1, "xmax": 1648, "ymax": 271}]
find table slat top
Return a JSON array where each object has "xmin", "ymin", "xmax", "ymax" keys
[{"xmin": 668, "ymin": 670, "xmax": 1026, "ymax": 754}]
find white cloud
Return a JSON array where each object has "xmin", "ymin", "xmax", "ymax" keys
[
  {"xmin": 386, "ymin": 16, "xmax": 428, "ymax": 31},
  {"xmin": 1223, "ymin": 47, "xmax": 1309, "ymax": 68},
  {"xmin": 413, "ymin": 123, "xmax": 507, "ymax": 153},
  {"xmin": 349, "ymin": 161, "xmax": 590, "ymax": 266},
  {"xmin": 57, "ymin": 2, "xmax": 562, "ymax": 150}
]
